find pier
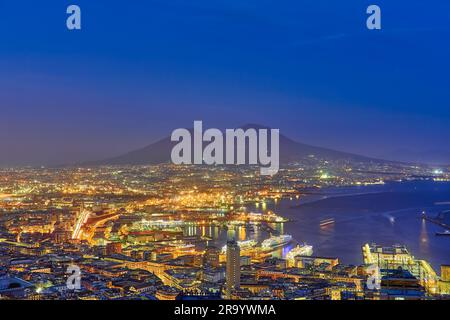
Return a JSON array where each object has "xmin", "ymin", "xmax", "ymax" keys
[{"xmin": 422, "ymin": 210, "xmax": 450, "ymax": 231}]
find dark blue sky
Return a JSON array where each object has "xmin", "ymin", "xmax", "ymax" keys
[{"xmin": 0, "ymin": 0, "xmax": 449, "ymax": 165}]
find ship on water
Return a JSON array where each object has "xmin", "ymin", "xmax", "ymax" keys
[
  {"xmin": 320, "ymin": 218, "xmax": 335, "ymax": 227},
  {"xmin": 261, "ymin": 235, "xmax": 292, "ymax": 250},
  {"xmin": 166, "ymin": 240, "xmax": 196, "ymax": 250},
  {"xmin": 221, "ymin": 239, "xmax": 257, "ymax": 253},
  {"xmin": 436, "ymin": 230, "xmax": 450, "ymax": 236},
  {"xmin": 286, "ymin": 244, "xmax": 313, "ymax": 260}
]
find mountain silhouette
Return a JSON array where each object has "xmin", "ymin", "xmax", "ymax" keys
[{"xmin": 85, "ymin": 124, "xmax": 387, "ymax": 166}]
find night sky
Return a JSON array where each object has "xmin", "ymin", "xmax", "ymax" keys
[{"xmin": 0, "ymin": 0, "xmax": 449, "ymax": 166}]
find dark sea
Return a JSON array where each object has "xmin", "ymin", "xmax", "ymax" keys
[{"xmin": 187, "ymin": 180, "xmax": 450, "ymax": 271}]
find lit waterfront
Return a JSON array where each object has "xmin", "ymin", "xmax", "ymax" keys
[
  {"xmin": 269, "ymin": 181, "xmax": 450, "ymax": 269},
  {"xmin": 1, "ymin": 165, "xmax": 450, "ymax": 300},
  {"xmin": 182, "ymin": 180, "xmax": 450, "ymax": 269}
]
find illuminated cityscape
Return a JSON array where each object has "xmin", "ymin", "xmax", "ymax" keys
[
  {"xmin": 1, "ymin": 0, "xmax": 450, "ymax": 307},
  {"xmin": 0, "ymin": 162, "xmax": 449, "ymax": 300}
]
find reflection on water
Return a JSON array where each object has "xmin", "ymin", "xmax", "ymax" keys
[
  {"xmin": 269, "ymin": 222, "xmax": 284, "ymax": 235},
  {"xmin": 183, "ymin": 222, "xmax": 296, "ymax": 259},
  {"xmin": 419, "ymin": 219, "xmax": 429, "ymax": 253},
  {"xmin": 226, "ymin": 228, "xmax": 235, "ymax": 242},
  {"xmin": 238, "ymin": 226, "xmax": 246, "ymax": 241},
  {"xmin": 184, "ymin": 224, "xmax": 271, "ymax": 247},
  {"xmin": 183, "ymin": 181, "xmax": 450, "ymax": 268}
]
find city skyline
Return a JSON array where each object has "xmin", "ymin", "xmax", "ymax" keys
[
  {"xmin": 1, "ymin": 0, "xmax": 450, "ymax": 304},
  {"xmin": 1, "ymin": 164, "xmax": 450, "ymax": 301}
]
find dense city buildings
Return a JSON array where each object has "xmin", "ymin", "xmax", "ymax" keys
[{"xmin": 0, "ymin": 162, "xmax": 449, "ymax": 300}]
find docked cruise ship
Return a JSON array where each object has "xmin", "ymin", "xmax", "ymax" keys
[
  {"xmin": 221, "ymin": 239, "xmax": 257, "ymax": 253},
  {"xmin": 286, "ymin": 244, "xmax": 313, "ymax": 260},
  {"xmin": 166, "ymin": 240, "xmax": 195, "ymax": 249},
  {"xmin": 261, "ymin": 235, "xmax": 292, "ymax": 249}
]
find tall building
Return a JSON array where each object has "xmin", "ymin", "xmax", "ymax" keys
[{"xmin": 226, "ymin": 239, "xmax": 240, "ymax": 297}]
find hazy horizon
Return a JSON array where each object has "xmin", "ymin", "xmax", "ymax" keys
[{"xmin": 0, "ymin": 122, "xmax": 449, "ymax": 167}]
